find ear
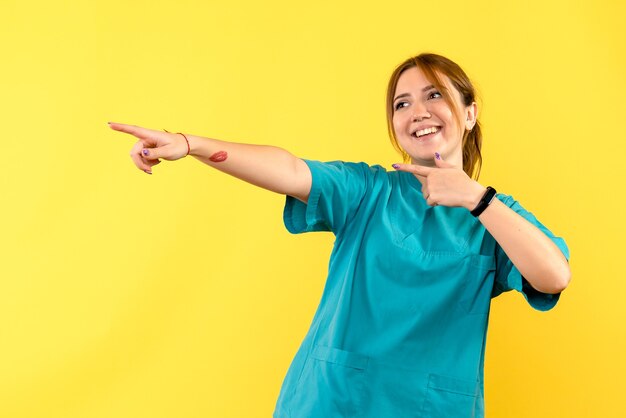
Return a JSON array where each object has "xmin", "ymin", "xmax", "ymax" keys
[{"xmin": 464, "ymin": 102, "xmax": 478, "ymax": 131}]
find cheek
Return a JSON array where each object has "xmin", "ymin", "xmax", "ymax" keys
[
  {"xmin": 434, "ymin": 103, "xmax": 453, "ymax": 120},
  {"xmin": 436, "ymin": 109, "xmax": 460, "ymax": 135},
  {"xmin": 392, "ymin": 113, "xmax": 406, "ymax": 131}
]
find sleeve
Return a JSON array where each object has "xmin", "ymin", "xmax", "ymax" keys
[
  {"xmin": 283, "ymin": 160, "xmax": 374, "ymax": 235},
  {"xmin": 491, "ymin": 194, "xmax": 571, "ymax": 312}
]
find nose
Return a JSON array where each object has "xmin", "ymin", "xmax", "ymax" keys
[{"xmin": 412, "ymin": 101, "xmax": 431, "ymax": 122}]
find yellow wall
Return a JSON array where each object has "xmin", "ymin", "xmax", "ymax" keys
[{"xmin": 1, "ymin": 0, "xmax": 624, "ymax": 417}]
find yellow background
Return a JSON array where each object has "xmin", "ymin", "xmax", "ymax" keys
[{"xmin": 1, "ymin": 0, "xmax": 624, "ymax": 417}]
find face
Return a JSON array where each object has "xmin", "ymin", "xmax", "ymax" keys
[{"xmin": 392, "ymin": 66, "xmax": 476, "ymax": 168}]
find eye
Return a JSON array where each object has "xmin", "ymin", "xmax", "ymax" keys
[
  {"xmin": 394, "ymin": 101, "xmax": 408, "ymax": 111},
  {"xmin": 428, "ymin": 91, "xmax": 442, "ymax": 100}
]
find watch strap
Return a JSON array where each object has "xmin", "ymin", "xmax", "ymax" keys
[{"xmin": 470, "ymin": 186, "xmax": 497, "ymax": 217}]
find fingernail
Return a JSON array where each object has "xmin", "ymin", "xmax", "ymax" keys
[
  {"xmin": 142, "ymin": 149, "xmax": 149, "ymax": 156},
  {"xmin": 144, "ymin": 170, "xmax": 152, "ymax": 175},
  {"xmin": 392, "ymin": 164, "xmax": 399, "ymax": 169},
  {"xmin": 435, "ymin": 152, "xmax": 441, "ymax": 160}
]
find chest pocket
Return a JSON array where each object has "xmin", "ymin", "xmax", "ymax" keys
[
  {"xmin": 390, "ymin": 206, "xmax": 476, "ymax": 255},
  {"xmin": 385, "ymin": 204, "xmax": 495, "ymax": 316}
]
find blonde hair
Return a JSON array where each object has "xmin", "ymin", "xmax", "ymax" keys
[{"xmin": 386, "ymin": 53, "xmax": 483, "ymax": 179}]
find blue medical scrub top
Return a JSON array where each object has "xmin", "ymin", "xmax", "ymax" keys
[{"xmin": 273, "ymin": 160, "xmax": 569, "ymax": 418}]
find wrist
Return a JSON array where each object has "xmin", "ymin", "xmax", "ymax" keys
[
  {"xmin": 465, "ymin": 182, "xmax": 487, "ymax": 211},
  {"xmin": 470, "ymin": 186, "xmax": 497, "ymax": 217},
  {"xmin": 163, "ymin": 129, "xmax": 193, "ymax": 158},
  {"xmin": 186, "ymin": 134, "xmax": 206, "ymax": 157}
]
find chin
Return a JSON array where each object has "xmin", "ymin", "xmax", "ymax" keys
[{"xmin": 410, "ymin": 149, "xmax": 442, "ymax": 164}]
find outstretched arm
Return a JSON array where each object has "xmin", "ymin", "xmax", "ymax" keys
[{"xmin": 108, "ymin": 122, "xmax": 312, "ymax": 203}]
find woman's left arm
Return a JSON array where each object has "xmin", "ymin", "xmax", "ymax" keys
[
  {"xmin": 471, "ymin": 194, "xmax": 571, "ymax": 294},
  {"xmin": 393, "ymin": 158, "xmax": 571, "ymax": 294}
]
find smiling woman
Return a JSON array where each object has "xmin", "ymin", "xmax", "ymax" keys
[
  {"xmin": 387, "ymin": 54, "xmax": 483, "ymax": 179},
  {"xmin": 110, "ymin": 52, "xmax": 570, "ymax": 418}
]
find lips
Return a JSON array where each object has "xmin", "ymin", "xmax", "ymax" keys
[
  {"xmin": 411, "ymin": 126, "xmax": 441, "ymax": 138},
  {"xmin": 411, "ymin": 126, "xmax": 441, "ymax": 140}
]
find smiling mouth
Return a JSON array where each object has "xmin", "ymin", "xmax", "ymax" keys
[{"xmin": 411, "ymin": 126, "xmax": 441, "ymax": 139}]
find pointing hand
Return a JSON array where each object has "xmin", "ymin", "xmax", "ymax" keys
[
  {"xmin": 393, "ymin": 153, "xmax": 486, "ymax": 209},
  {"xmin": 108, "ymin": 122, "xmax": 189, "ymax": 174}
]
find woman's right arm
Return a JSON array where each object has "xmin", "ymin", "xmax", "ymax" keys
[{"xmin": 109, "ymin": 122, "xmax": 312, "ymax": 203}]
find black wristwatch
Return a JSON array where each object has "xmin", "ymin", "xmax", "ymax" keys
[{"xmin": 470, "ymin": 186, "xmax": 497, "ymax": 217}]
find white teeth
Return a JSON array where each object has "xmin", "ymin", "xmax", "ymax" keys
[{"xmin": 414, "ymin": 126, "xmax": 440, "ymax": 137}]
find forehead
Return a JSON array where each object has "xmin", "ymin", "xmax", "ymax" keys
[
  {"xmin": 395, "ymin": 66, "xmax": 431, "ymax": 89},
  {"xmin": 394, "ymin": 66, "xmax": 454, "ymax": 96}
]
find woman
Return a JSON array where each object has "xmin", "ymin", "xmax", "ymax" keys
[{"xmin": 109, "ymin": 53, "xmax": 570, "ymax": 418}]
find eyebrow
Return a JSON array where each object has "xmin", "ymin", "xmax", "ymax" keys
[{"xmin": 393, "ymin": 84, "xmax": 436, "ymax": 103}]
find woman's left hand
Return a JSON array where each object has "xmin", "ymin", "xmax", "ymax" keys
[{"xmin": 393, "ymin": 153, "xmax": 486, "ymax": 210}]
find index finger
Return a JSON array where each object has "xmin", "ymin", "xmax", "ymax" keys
[
  {"xmin": 108, "ymin": 122, "xmax": 150, "ymax": 139},
  {"xmin": 392, "ymin": 163, "xmax": 433, "ymax": 177}
]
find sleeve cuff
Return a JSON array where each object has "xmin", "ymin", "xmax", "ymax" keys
[
  {"xmin": 509, "ymin": 236, "xmax": 569, "ymax": 312},
  {"xmin": 283, "ymin": 160, "xmax": 328, "ymax": 234}
]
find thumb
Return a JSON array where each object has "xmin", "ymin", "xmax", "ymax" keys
[
  {"xmin": 141, "ymin": 145, "xmax": 175, "ymax": 161},
  {"xmin": 433, "ymin": 152, "xmax": 454, "ymax": 168}
]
